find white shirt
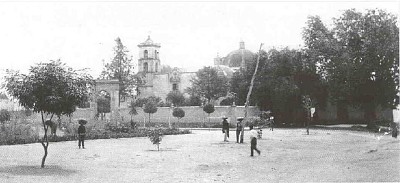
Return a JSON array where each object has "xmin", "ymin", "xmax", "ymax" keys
[{"xmin": 249, "ymin": 129, "xmax": 258, "ymax": 139}]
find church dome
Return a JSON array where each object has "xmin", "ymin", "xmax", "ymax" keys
[
  {"xmin": 215, "ymin": 41, "xmax": 256, "ymax": 68},
  {"xmin": 226, "ymin": 48, "xmax": 255, "ymax": 67}
]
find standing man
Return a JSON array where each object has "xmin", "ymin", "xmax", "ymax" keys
[
  {"xmin": 78, "ymin": 122, "xmax": 86, "ymax": 149},
  {"xmin": 222, "ymin": 116, "xmax": 229, "ymax": 142},
  {"xmin": 236, "ymin": 117, "xmax": 244, "ymax": 143},
  {"xmin": 249, "ymin": 125, "xmax": 261, "ymax": 156}
]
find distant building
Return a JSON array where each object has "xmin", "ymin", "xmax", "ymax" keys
[
  {"xmin": 135, "ymin": 37, "xmax": 256, "ymax": 102},
  {"xmin": 213, "ymin": 41, "xmax": 256, "ymax": 78},
  {"xmin": 136, "ymin": 36, "xmax": 196, "ymax": 101}
]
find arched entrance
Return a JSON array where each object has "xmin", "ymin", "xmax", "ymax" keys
[
  {"xmin": 97, "ymin": 90, "xmax": 111, "ymax": 120},
  {"xmin": 91, "ymin": 79, "xmax": 120, "ymax": 123}
]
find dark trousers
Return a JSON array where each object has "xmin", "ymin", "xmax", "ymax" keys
[
  {"xmin": 236, "ymin": 130, "xmax": 241, "ymax": 143},
  {"xmin": 78, "ymin": 135, "xmax": 85, "ymax": 148},
  {"xmin": 250, "ymin": 137, "xmax": 260, "ymax": 156}
]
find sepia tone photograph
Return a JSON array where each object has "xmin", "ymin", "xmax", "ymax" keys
[{"xmin": 0, "ymin": 0, "xmax": 399, "ymax": 182}]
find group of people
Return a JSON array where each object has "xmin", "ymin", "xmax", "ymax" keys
[{"xmin": 222, "ymin": 117, "xmax": 261, "ymax": 157}]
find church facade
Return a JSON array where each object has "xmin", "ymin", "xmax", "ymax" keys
[{"xmin": 136, "ymin": 36, "xmax": 196, "ymax": 101}]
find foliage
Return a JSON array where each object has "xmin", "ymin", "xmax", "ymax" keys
[
  {"xmin": 3, "ymin": 60, "xmax": 94, "ymax": 168},
  {"xmin": 172, "ymin": 107, "xmax": 185, "ymax": 121},
  {"xmin": 132, "ymin": 96, "xmax": 162, "ymax": 107},
  {"xmin": 187, "ymin": 66, "xmax": 230, "ymax": 102},
  {"xmin": 97, "ymin": 91, "xmax": 111, "ymax": 114},
  {"xmin": 303, "ymin": 9, "xmax": 399, "ymax": 124},
  {"xmin": 143, "ymin": 101, "xmax": 158, "ymax": 115},
  {"xmin": 203, "ymin": 103, "xmax": 215, "ymax": 114},
  {"xmin": 148, "ymin": 126, "xmax": 163, "ymax": 151},
  {"xmin": 0, "ymin": 109, "xmax": 10, "ymax": 124},
  {"xmin": 185, "ymin": 95, "xmax": 202, "ymax": 106},
  {"xmin": 232, "ymin": 49, "xmax": 305, "ymax": 125},
  {"xmin": 128, "ymin": 100, "xmax": 138, "ymax": 120},
  {"xmin": 166, "ymin": 90, "xmax": 185, "ymax": 106},
  {"xmin": 142, "ymin": 97, "xmax": 159, "ymax": 125},
  {"xmin": 99, "ymin": 37, "xmax": 138, "ymax": 105}
]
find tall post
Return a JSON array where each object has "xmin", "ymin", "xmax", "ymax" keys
[{"xmin": 242, "ymin": 43, "xmax": 263, "ymax": 142}]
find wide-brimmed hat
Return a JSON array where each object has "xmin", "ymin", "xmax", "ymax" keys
[
  {"xmin": 237, "ymin": 117, "xmax": 244, "ymax": 121},
  {"xmin": 222, "ymin": 116, "xmax": 228, "ymax": 119},
  {"xmin": 78, "ymin": 119, "xmax": 88, "ymax": 125}
]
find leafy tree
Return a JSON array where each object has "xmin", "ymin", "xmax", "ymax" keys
[
  {"xmin": 303, "ymin": 9, "xmax": 399, "ymax": 126},
  {"xmin": 100, "ymin": 37, "xmax": 137, "ymax": 106},
  {"xmin": 143, "ymin": 99, "xmax": 158, "ymax": 126},
  {"xmin": 148, "ymin": 126, "xmax": 163, "ymax": 151},
  {"xmin": 0, "ymin": 109, "xmax": 10, "ymax": 125},
  {"xmin": 187, "ymin": 66, "xmax": 229, "ymax": 102},
  {"xmin": 166, "ymin": 90, "xmax": 185, "ymax": 106},
  {"xmin": 172, "ymin": 107, "xmax": 185, "ymax": 128},
  {"xmin": 203, "ymin": 103, "xmax": 215, "ymax": 128},
  {"xmin": 3, "ymin": 60, "xmax": 93, "ymax": 168},
  {"xmin": 128, "ymin": 100, "xmax": 138, "ymax": 123},
  {"xmin": 133, "ymin": 96, "xmax": 162, "ymax": 108}
]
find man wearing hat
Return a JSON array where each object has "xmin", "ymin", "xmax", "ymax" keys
[
  {"xmin": 222, "ymin": 116, "xmax": 229, "ymax": 142},
  {"xmin": 236, "ymin": 117, "xmax": 244, "ymax": 143},
  {"xmin": 78, "ymin": 119, "xmax": 87, "ymax": 149}
]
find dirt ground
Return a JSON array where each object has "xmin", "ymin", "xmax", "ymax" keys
[{"xmin": 0, "ymin": 128, "xmax": 399, "ymax": 183}]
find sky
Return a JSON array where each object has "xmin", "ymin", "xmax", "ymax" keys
[{"xmin": 0, "ymin": 0, "xmax": 398, "ymax": 78}]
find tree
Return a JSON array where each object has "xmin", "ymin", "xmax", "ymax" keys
[
  {"xmin": 166, "ymin": 90, "xmax": 185, "ymax": 107},
  {"xmin": 303, "ymin": 9, "xmax": 399, "ymax": 126},
  {"xmin": 100, "ymin": 37, "xmax": 137, "ymax": 106},
  {"xmin": 148, "ymin": 126, "xmax": 163, "ymax": 151},
  {"xmin": 187, "ymin": 66, "xmax": 230, "ymax": 102},
  {"xmin": 203, "ymin": 103, "xmax": 215, "ymax": 129},
  {"xmin": 0, "ymin": 109, "xmax": 10, "ymax": 125},
  {"xmin": 128, "ymin": 100, "xmax": 138, "ymax": 123},
  {"xmin": 3, "ymin": 60, "xmax": 93, "ymax": 168},
  {"xmin": 143, "ymin": 99, "xmax": 158, "ymax": 126},
  {"xmin": 172, "ymin": 107, "xmax": 185, "ymax": 128}
]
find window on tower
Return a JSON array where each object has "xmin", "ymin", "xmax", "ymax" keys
[
  {"xmin": 155, "ymin": 63, "xmax": 158, "ymax": 72},
  {"xmin": 155, "ymin": 50, "xmax": 158, "ymax": 59},
  {"xmin": 144, "ymin": 62, "xmax": 148, "ymax": 72},
  {"xmin": 144, "ymin": 50, "xmax": 148, "ymax": 59},
  {"xmin": 172, "ymin": 84, "xmax": 178, "ymax": 91}
]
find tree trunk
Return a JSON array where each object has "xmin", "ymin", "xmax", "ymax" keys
[
  {"xmin": 41, "ymin": 142, "xmax": 48, "ymax": 168},
  {"xmin": 157, "ymin": 143, "xmax": 159, "ymax": 151},
  {"xmin": 40, "ymin": 112, "xmax": 51, "ymax": 168},
  {"xmin": 306, "ymin": 110, "xmax": 310, "ymax": 135},
  {"xmin": 148, "ymin": 113, "xmax": 151, "ymax": 127},
  {"xmin": 208, "ymin": 114, "xmax": 211, "ymax": 131}
]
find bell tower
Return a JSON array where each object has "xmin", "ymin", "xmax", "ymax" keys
[{"xmin": 138, "ymin": 35, "xmax": 161, "ymax": 73}]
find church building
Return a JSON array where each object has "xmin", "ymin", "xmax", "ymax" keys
[
  {"xmin": 136, "ymin": 36, "xmax": 196, "ymax": 101},
  {"xmin": 135, "ymin": 36, "xmax": 256, "ymax": 102}
]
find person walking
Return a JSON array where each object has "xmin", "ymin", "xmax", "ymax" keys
[
  {"xmin": 222, "ymin": 117, "xmax": 229, "ymax": 142},
  {"xmin": 270, "ymin": 116, "xmax": 275, "ymax": 131},
  {"xmin": 249, "ymin": 125, "xmax": 261, "ymax": 156},
  {"xmin": 78, "ymin": 121, "xmax": 86, "ymax": 149},
  {"xmin": 236, "ymin": 117, "xmax": 244, "ymax": 143}
]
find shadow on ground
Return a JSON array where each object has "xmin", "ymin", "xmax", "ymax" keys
[{"xmin": 0, "ymin": 165, "xmax": 77, "ymax": 176}]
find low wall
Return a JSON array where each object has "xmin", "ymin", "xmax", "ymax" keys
[{"xmin": 25, "ymin": 106, "xmax": 261, "ymax": 128}]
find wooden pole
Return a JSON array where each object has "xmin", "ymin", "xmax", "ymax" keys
[{"xmin": 243, "ymin": 43, "xmax": 263, "ymax": 139}]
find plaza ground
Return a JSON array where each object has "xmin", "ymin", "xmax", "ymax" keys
[{"xmin": 0, "ymin": 128, "xmax": 399, "ymax": 182}]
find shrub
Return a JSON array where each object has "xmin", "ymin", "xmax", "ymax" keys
[{"xmin": 148, "ymin": 126, "xmax": 164, "ymax": 151}]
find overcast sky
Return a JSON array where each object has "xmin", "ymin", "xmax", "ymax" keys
[{"xmin": 0, "ymin": 1, "xmax": 398, "ymax": 78}]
